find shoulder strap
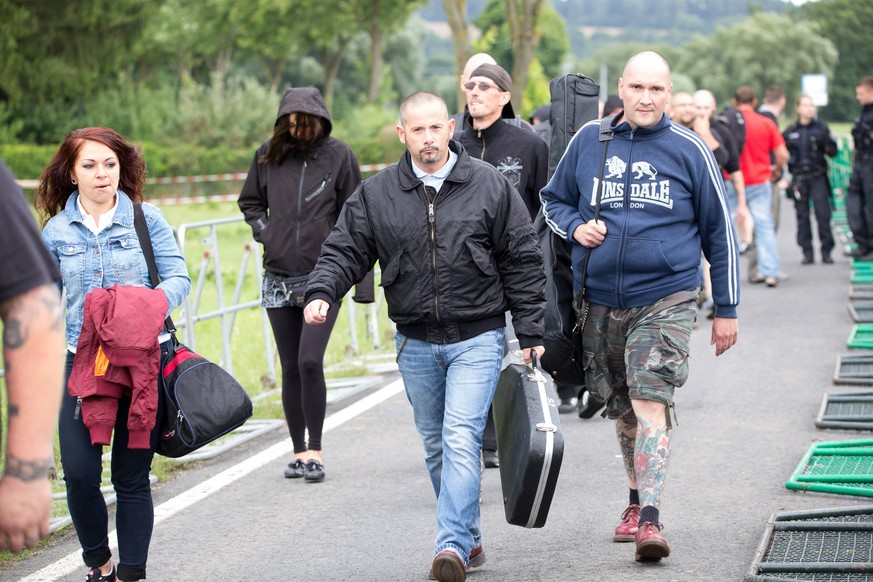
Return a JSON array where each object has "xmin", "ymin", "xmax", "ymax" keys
[
  {"xmin": 133, "ymin": 203, "xmax": 176, "ymax": 334},
  {"xmin": 578, "ymin": 115, "xmax": 615, "ymax": 290}
]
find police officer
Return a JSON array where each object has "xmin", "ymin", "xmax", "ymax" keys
[
  {"xmin": 846, "ymin": 76, "xmax": 873, "ymax": 260},
  {"xmin": 783, "ymin": 94, "xmax": 837, "ymax": 264}
]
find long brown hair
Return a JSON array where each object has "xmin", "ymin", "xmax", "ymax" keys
[
  {"xmin": 35, "ymin": 127, "xmax": 147, "ymax": 225},
  {"xmin": 260, "ymin": 113, "xmax": 326, "ymax": 165}
]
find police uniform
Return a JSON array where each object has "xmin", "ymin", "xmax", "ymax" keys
[
  {"xmin": 783, "ymin": 117, "xmax": 837, "ymax": 262},
  {"xmin": 847, "ymin": 103, "xmax": 873, "ymax": 257}
]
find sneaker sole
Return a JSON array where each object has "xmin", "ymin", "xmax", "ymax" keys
[
  {"xmin": 613, "ymin": 533, "xmax": 636, "ymax": 542},
  {"xmin": 635, "ymin": 539, "xmax": 670, "ymax": 562},
  {"xmin": 467, "ymin": 552, "xmax": 486, "ymax": 569},
  {"xmin": 431, "ymin": 555, "xmax": 466, "ymax": 582}
]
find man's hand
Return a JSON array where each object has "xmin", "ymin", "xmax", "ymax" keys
[
  {"xmin": 523, "ymin": 345, "xmax": 545, "ymax": 365},
  {"xmin": 0, "ymin": 473, "xmax": 51, "ymax": 553},
  {"xmin": 711, "ymin": 317, "xmax": 738, "ymax": 356},
  {"xmin": 572, "ymin": 219, "xmax": 607, "ymax": 248},
  {"xmin": 303, "ymin": 300, "xmax": 330, "ymax": 325}
]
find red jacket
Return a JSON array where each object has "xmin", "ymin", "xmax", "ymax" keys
[{"xmin": 69, "ymin": 285, "xmax": 168, "ymax": 448}]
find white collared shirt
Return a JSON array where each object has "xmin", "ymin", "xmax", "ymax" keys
[
  {"xmin": 412, "ymin": 150, "xmax": 458, "ymax": 192},
  {"xmin": 76, "ymin": 193, "xmax": 119, "ymax": 235}
]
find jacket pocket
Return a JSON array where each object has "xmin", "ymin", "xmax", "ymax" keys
[
  {"xmin": 379, "ymin": 248, "xmax": 419, "ymax": 317},
  {"xmin": 108, "ymin": 237, "xmax": 146, "ymax": 286},
  {"xmin": 57, "ymin": 243, "xmax": 86, "ymax": 298},
  {"xmin": 304, "ymin": 172, "xmax": 332, "ymax": 202},
  {"xmin": 464, "ymin": 239, "xmax": 497, "ymax": 276}
]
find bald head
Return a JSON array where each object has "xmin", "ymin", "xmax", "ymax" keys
[
  {"xmin": 622, "ymin": 51, "xmax": 671, "ymax": 81},
  {"xmin": 461, "ymin": 53, "xmax": 497, "ymax": 88},
  {"xmin": 692, "ymin": 90, "xmax": 715, "ymax": 119},
  {"xmin": 618, "ymin": 51, "xmax": 672, "ymax": 129},
  {"xmin": 399, "ymin": 92, "xmax": 449, "ymax": 127}
]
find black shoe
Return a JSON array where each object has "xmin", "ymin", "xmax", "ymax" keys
[
  {"xmin": 846, "ymin": 247, "xmax": 869, "ymax": 258},
  {"xmin": 802, "ymin": 255, "xmax": 814, "ymax": 265},
  {"xmin": 822, "ymin": 254, "xmax": 834, "ymax": 264},
  {"xmin": 483, "ymin": 449, "xmax": 500, "ymax": 468},
  {"xmin": 558, "ymin": 397, "xmax": 577, "ymax": 414},
  {"xmin": 284, "ymin": 458, "xmax": 305, "ymax": 479},
  {"xmin": 304, "ymin": 459, "xmax": 325, "ymax": 482},
  {"xmin": 578, "ymin": 390, "xmax": 606, "ymax": 419},
  {"xmin": 86, "ymin": 565, "xmax": 116, "ymax": 582}
]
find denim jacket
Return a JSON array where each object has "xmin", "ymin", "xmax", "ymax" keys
[{"xmin": 42, "ymin": 192, "xmax": 191, "ymax": 347}]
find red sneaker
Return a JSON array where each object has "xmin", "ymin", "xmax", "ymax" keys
[
  {"xmin": 430, "ymin": 549, "xmax": 466, "ymax": 582},
  {"xmin": 427, "ymin": 546, "xmax": 485, "ymax": 580},
  {"xmin": 635, "ymin": 521, "xmax": 670, "ymax": 562},
  {"xmin": 613, "ymin": 503, "xmax": 641, "ymax": 542}
]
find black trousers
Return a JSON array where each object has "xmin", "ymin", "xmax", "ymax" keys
[
  {"xmin": 847, "ymin": 160, "xmax": 873, "ymax": 253},
  {"xmin": 792, "ymin": 173, "xmax": 834, "ymax": 258}
]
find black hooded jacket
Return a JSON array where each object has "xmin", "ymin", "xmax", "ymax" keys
[
  {"xmin": 305, "ymin": 141, "xmax": 546, "ymax": 347},
  {"xmin": 238, "ymin": 87, "xmax": 362, "ymax": 278}
]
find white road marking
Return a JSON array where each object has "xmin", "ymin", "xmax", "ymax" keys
[{"xmin": 19, "ymin": 378, "xmax": 404, "ymax": 581}]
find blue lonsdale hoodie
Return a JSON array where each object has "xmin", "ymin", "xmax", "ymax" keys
[{"xmin": 540, "ymin": 113, "xmax": 739, "ymax": 318}]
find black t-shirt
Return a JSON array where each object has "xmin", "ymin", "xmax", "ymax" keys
[{"xmin": 0, "ymin": 160, "xmax": 60, "ymax": 304}]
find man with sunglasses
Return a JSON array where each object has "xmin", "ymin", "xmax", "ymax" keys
[{"xmin": 455, "ymin": 63, "xmax": 549, "ymax": 470}]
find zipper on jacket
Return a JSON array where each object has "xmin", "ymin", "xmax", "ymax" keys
[
  {"xmin": 74, "ymin": 396, "xmax": 82, "ymax": 420},
  {"xmin": 477, "ymin": 129, "xmax": 486, "ymax": 159},
  {"xmin": 295, "ymin": 161, "xmax": 307, "ymax": 273},
  {"xmin": 423, "ymin": 185, "xmax": 441, "ymax": 322}
]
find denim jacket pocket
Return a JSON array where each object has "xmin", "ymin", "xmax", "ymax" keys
[
  {"xmin": 57, "ymin": 243, "xmax": 86, "ymax": 300},
  {"xmin": 108, "ymin": 236, "xmax": 146, "ymax": 286}
]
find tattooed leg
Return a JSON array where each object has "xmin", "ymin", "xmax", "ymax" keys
[
  {"xmin": 632, "ymin": 399, "xmax": 672, "ymax": 509},
  {"xmin": 615, "ymin": 409, "xmax": 638, "ymax": 488}
]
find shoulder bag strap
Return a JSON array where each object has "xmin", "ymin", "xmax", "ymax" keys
[
  {"xmin": 133, "ymin": 202, "xmax": 176, "ymax": 334},
  {"xmin": 578, "ymin": 114, "xmax": 615, "ymax": 291}
]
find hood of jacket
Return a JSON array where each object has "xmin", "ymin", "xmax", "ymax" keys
[{"xmin": 275, "ymin": 87, "xmax": 333, "ymax": 136}]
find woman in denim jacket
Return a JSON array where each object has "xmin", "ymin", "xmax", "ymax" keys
[{"xmin": 36, "ymin": 127, "xmax": 191, "ymax": 582}]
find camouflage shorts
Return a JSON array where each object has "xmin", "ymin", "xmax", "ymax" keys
[{"xmin": 581, "ymin": 290, "xmax": 698, "ymax": 420}]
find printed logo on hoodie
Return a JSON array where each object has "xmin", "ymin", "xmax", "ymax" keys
[{"xmin": 593, "ymin": 157, "xmax": 673, "ymax": 210}]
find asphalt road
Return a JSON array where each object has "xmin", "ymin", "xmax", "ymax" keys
[{"xmin": 3, "ymin": 200, "xmax": 868, "ymax": 582}]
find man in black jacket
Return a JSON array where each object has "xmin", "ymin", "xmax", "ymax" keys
[
  {"xmin": 304, "ymin": 92, "xmax": 545, "ymax": 582},
  {"xmin": 783, "ymin": 94, "xmax": 837, "ymax": 264}
]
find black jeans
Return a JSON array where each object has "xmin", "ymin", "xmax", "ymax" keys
[
  {"xmin": 59, "ymin": 341, "xmax": 169, "ymax": 581},
  {"xmin": 846, "ymin": 160, "xmax": 873, "ymax": 253}
]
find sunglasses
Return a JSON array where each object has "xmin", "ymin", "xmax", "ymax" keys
[{"xmin": 464, "ymin": 81, "xmax": 500, "ymax": 92}]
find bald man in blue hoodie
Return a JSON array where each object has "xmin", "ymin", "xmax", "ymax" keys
[{"xmin": 541, "ymin": 51, "xmax": 739, "ymax": 563}]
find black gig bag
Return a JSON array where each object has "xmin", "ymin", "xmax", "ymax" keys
[
  {"xmin": 493, "ymin": 353, "xmax": 564, "ymax": 528},
  {"xmin": 547, "ymin": 73, "xmax": 600, "ymax": 178},
  {"xmin": 133, "ymin": 203, "xmax": 253, "ymax": 458}
]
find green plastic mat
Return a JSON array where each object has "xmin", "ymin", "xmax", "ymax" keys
[
  {"xmin": 787, "ymin": 440, "xmax": 873, "ymax": 497},
  {"xmin": 853, "ymin": 272, "xmax": 873, "ymax": 284},
  {"xmin": 849, "ymin": 325, "xmax": 873, "ymax": 349}
]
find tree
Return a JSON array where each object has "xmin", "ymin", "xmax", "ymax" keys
[
  {"xmin": 674, "ymin": 13, "xmax": 837, "ymax": 114},
  {"xmin": 348, "ymin": 0, "xmax": 427, "ymax": 104},
  {"xmin": 801, "ymin": 0, "xmax": 873, "ymax": 121},
  {"xmin": 0, "ymin": 0, "xmax": 160, "ymax": 112},
  {"xmin": 505, "ymin": 0, "xmax": 547, "ymax": 112},
  {"xmin": 443, "ymin": 0, "xmax": 471, "ymax": 112}
]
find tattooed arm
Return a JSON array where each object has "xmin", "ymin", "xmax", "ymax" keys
[{"xmin": 0, "ymin": 283, "xmax": 63, "ymax": 553}]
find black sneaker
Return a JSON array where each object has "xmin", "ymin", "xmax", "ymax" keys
[
  {"xmin": 86, "ymin": 564, "xmax": 116, "ymax": 582},
  {"xmin": 578, "ymin": 390, "xmax": 606, "ymax": 419},
  {"xmin": 482, "ymin": 449, "xmax": 499, "ymax": 468}
]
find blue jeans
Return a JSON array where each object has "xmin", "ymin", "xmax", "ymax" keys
[
  {"xmin": 60, "ymin": 341, "xmax": 170, "ymax": 581},
  {"xmin": 395, "ymin": 328, "xmax": 505, "ymax": 563},
  {"xmin": 746, "ymin": 182, "xmax": 781, "ymax": 277}
]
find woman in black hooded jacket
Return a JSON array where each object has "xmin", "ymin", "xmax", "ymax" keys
[{"xmin": 238, "ymin": 87, "xmax": 369, "ymax": 482}]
